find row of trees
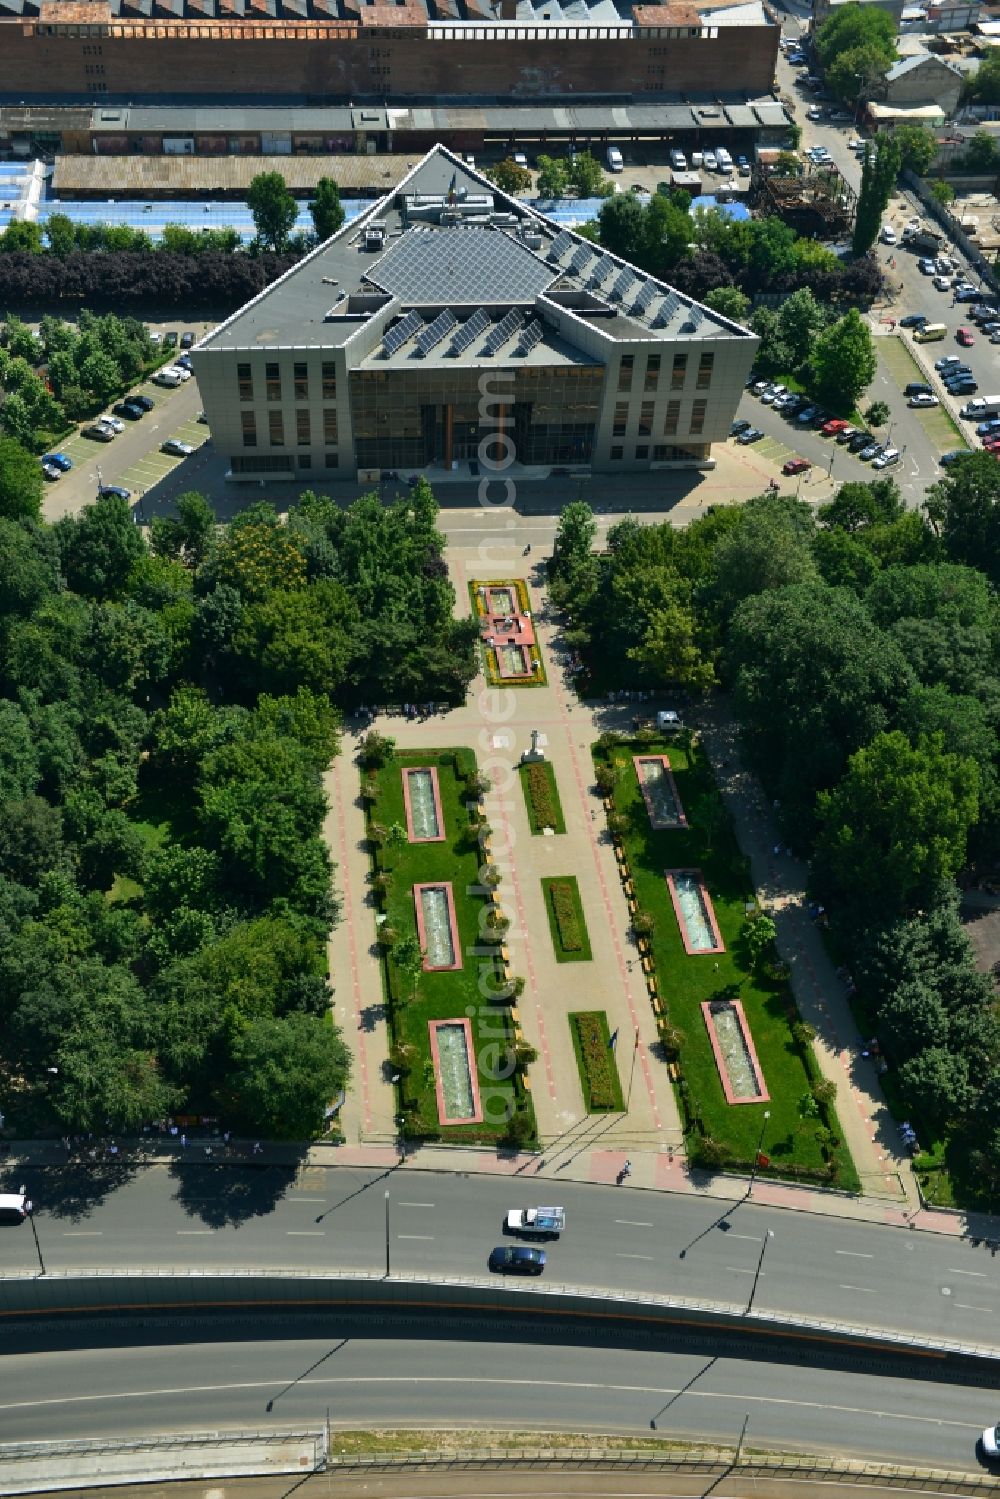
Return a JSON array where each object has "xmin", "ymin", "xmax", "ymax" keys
[
  {"xmin": 549, "ymin": 465, "xmax": 1000, "ymax": 1177},
  {"xmin": 0, "ymin": 249, "xmax": 298, "ymax": 313},
  {"xmin": 0, "ymin": 462, "xmax": 476, "ymax": 1138},
  {"xmin": 750, "ymin": 289, "xmax": 877, "ymax": 409}
]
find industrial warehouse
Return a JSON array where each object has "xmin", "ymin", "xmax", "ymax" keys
[{"xmin": 190, "ymin": 145, "xmax": 758, "ymax": 482}]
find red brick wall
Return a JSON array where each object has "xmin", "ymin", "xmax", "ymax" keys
[{"xmin": 0, "ymin": 24, "xmax": 778, "ymax": 100}]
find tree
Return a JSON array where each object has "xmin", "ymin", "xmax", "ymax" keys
[
  {"xmin": 744, "ymin": 912, "xmax": 777, "ymax": 974},
  {"xmin": 150, "ymin": 490, "xmax": 216, "ymax": 569},
  {"xmin": 568, "ymin": 151, "xmax": 613, "ymax": 198},
  {"xmin": 894, "ymin": 123, "xmax": 938, "ymax": 177},
  {"xmin": 0, "ymin": 437, "xmax": 43, "ymax": 523},
  {"xmin": 710, "ymin": 493, "xmax": 819, "ymax": 622},
  {"xmin": 815, "ymin": 730, "xmax": 979, "ymax": 923},
  {"xmin": 777, "ymin": 288, "xmax": 827, "ymax": 371},
  {"xmin": 597, "ymin": 193, "xmax": 647, "ymax": 263},
  {"xmin": 864, "ymin": 400, "xmax": 890, "ymax": 428},
  {"xmin": 308, "ymin": 177, "xmax": 345, "ymax": 242},
  {"xmin": 811, "ymin": 310, "xmax": 877, "ymax": 410},
  {"xmin": 820, "ymin": 477, "xmax": 902, "ymax": 532},
  {"xmin": 246, "ymin": 172, "xmax": 299, "ymax": 252},
  {"xmin": 486, "ymin": 158, "xmax": 532, "ymax": 195},
  {"xmin": 925, "ymin": 451, "xmax": 1000, "ymax": 585},
  {"xmin": 853, "ymin": 134, "xmax": 902, "ymax": 255},
  {"xmin": 927, "ymin": 179, "xmax": 955, "ymax": 207},
  {"xmin": 535, "ymin": 155, "xmax": 569, "ymax": 199},
  {"xmin": 960, "ymin": 130, "xmax": 998, "ymax": 172},
  {"xmin": 814, "ymin": 3, "xmax": 897, "ymax": 71},
  {"xmin": 896, "ymin": 1045, "xmax": 973, "ymax": 1137},
  {"xmin": 967, "ymin": 51, "xmax": 1000, "ymax": 105},
  {"xmin": 55, "ymin": 493, "xmax": 146, "ymax": 600},
  {"xmin": 704, "ymin": 286, "xmax": 751, "ymax": 323},
  {"xmin": 221, "ymin": 1012, "xmax": 351, "ymax": 1138}
]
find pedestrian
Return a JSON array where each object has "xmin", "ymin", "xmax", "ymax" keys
[
  {"xmin": 181, "ymin": 1132, "xmax": 187, "ymax": 1148},
  {"xmin": 253, "ymin": 1141, "xmax": 262, "ymax": 1155},
  {"xmin": 223, "ymin": 1130, "xmax": 230, "ymax": 1146},
  {"xmin": 205, "ymin": 1146, "xmax": 213, "ymax": 1158}
]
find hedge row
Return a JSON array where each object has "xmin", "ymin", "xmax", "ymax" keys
[
  {"xmin": 572, "ymin": 1011, "xmax": 619, "ymax": 1111},
  {"xmin": 549, "ymin": 880, "xmax": 583, "ymax": 953},
  {"xmin": 526, "ymin": 762, "xmax": 559, "ymax": 829}
]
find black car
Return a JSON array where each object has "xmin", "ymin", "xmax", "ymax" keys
[
  {"xmin": 730, "ymin": 418, "xmax": 751, "ymax": 436},
  {"xmin": 848, "ymin": 431, "xmax": 873, "ymax": 453},
  {"xmin": 955, "ymin": 288, "xmax": 981, "ymax": 304},
  {"xmin": 114, "ymin": 401, "xmax": 144, "ymax": 420},
  {"xmin": 489, "ymin": 1245, "xmax": 546, "ymax": 1276},
  {"xmin": 131, "ymin": 394, "xmax": 155, "ymax": 411},
  {"xmin": 946, "ymin": 380, "xmax": 978, "ymax": 396},
  {"xmin": 899, "ymin": 314, "xmax": 928, "ymax": 328},
  {"xmin": 163, "ymin": 331, "xmax": 178, "ymax": 349},
  {"xmin": 180, "ymin": 331, "xmax": 195, "ymax": 349},
  {"xmin": 98, "ymin": 485, "xmax": 132, "ymax": 502},
  {"xmin": 905, "ymin": 382, "xmax": 932, "ymax": 397}
]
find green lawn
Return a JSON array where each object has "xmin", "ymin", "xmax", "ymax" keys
[
  {"xmin": 519, "ymin": 760, "xmax": 566, "ymax": 834},
  {"xmin": 541, "ymin": 876, "xmax": 592, "ymax": 962},
  {"xmin": 369, "ymin": 749, "xmax": 536, "ymax": 1145},
  {"xmin": 569, "ymin": 1009, "xmax": 624, "ymax": 1112},
  {"xmin": 594, "ymin": 734, "xmax": 859, "ymax": 1190},
  {"xmin": 877, "ymin": 334, "xmax": 970, "ymax": 454}
]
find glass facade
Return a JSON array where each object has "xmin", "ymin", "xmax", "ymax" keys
[{"xmin": 350, "ymin": 364, "xmax": 604, "ymax": 470}]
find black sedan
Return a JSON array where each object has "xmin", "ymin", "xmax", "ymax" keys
[
  {"xmin": 730, "ymin": 419, "xmax": 751, "ymax": 436},
  {"xmin": 736, "ymin": 427, "xmax": 765, "ymax": 445},
  {"xmin": 898, "ymin": 314, "xmax": 928, "ymax": 328},
  {"xmin": 488, "ymin": 1246, "xmax": 546, "ymax": 1276},
  {"xmin": 114, "ymin": 401, "xmax": 144, "ymax": 420}
]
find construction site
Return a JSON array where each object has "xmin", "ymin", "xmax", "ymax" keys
[{"xmin": 750, "ymin": 159, "xmax": 857, "ymax": 240}]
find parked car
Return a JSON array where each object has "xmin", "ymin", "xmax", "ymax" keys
[
  {"xmin": 180, "ymin": 331, "xmax": 195, "ymax": 349},
  {"xmin": 154, "ymin": 369, "xmax": 182, "ymax": 387},
  {"xmin": 42, "ymin": 451, "xmax": 73, "ymax": 471},
  {"xmin": 83, "ymin": 422, "xmax": 115, "ymax": 442},
  {"xmin": 737, "ymin": 155, "xmax": 750, "ymax": 176},
  {"xmin": 131, "ymin": 394, "xmax": 155, "ymax": 412},
  {"xmin": 957, "ymin": 327, "xmax": 975, "ymax": 347},
  {"xmin": 148, "ymin": 330, "xmax": 163, "ymax": 344},
  {"xmin": 872, "ymin": 447, "xmax": 900, "ymax": 468},
  {"xmin": 935, "ymin": 355, "xmax": 963, "ymax": 371},
  {"xmin": 848, "ymin": 431, "xmax": 873, "ymax": 453},
  {"xmin": 41, "ymin": 461, "xmax": 62, "ymax": 480},
  {"xmin": 821, "ymin": 418, "xmax": 849, "ymax": 436},
  {"xmin": 737, "ymin": 427, "xmax": 765, "ymax": 445},
  {"xmin": 197, "ymin": 410, "xmax": 208, "ymax": 423},
  {"xmin": 939, "ymin": 450, "xmax": 970, "ymax": 466},
  {"xmin": 796, "ymin": 406, "xmax": 818, "ymax": 423},
  {"xmin": 97, "ymin": 485, "xmax": 132, "ymax": 501},
  {"xmin": 946, "ymin": 380, "xmax": 978, "ymax": 395},
  {"xmin": 899, "ymin": 314, "xmax": 928, "ymax": 328},
  {"xmin": 702, "ymin": 150, "xmax": 718, "ymax": 171},
  {"xmin": 98, "ymin": 413, "xmax": 125, "ymax": 433},
  {"xmin": 905, "ymin": 382, "xmax": 931, "ymax": 397},
  {"xmin": 161, "ymin": 438, "xmax": 195, "ymax": 456},
  {"xmin": 760, "ymin": 383, "xmax": 785, "ymax": 404},
  {"xmin": 730, "ymin": 418, "xmax": 751, "ymax": 436},
  {"xmin": 933, "ymin": 276, "xmax": 951, "ymax": 292},
  {"xmin": 980, "ymin": 1420, "xmax": 1000, "ymax": 1460},
  {"xmin": 909, "ymin": 393, "xmax": 939, "ymax": 408},
  {"xmin": 488, "ymin": 1245, "xmax": 546, "ymax": 1275},
  {"xmin": 114, "ymin": 401, "xmax": 144, "ymax": 420},
  {"xmin": 163, "ymin": 331, "xmax": 178, "ymax": 349},
  {"xmin": 976, "ymin": 420, "xmax": 1000, "ymax": 437},
  {"xmin": 918, "ymin": 259, "xmax": 936, "ymax": 275},
  {"xmin": 782, "ymin": 457, "xmax": 811, "ymax": 475},
  {"xmin": 835, "ymin": 425, "xmax": 859, "ymax": 445},
  {"xmin": 859, "ymin": 442, "xmax": 882, "ymax": 461},
  {"xmin": 880, "ymin": 225, "xmax": 897, "ymax": 245},
  {"xmin": 955, "ymin": 287, "xmax": 980, "ymax": 303}
]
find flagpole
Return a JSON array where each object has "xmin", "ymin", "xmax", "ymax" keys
[{"xmin": 626, "ymin": 1027, "xmax": 640, "ymax": 1111}]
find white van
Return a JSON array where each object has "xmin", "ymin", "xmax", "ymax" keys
[
  {"xmin": 670, "ymin": 149, "xmax": 687, "ymax": 171},
  {"xmin": 607, "ymin": 146, "xmax": 624, "ymax": 172},
  {"xmin": 691, "ymin": 150, "xmax": 704, "ymax": 169},
  {"xmin": 0, "ymin": 1190, "xmax": 31, "ymax": 1224},
  {"xmin": 716, "ymin": 146, "xmax": 733, "ymax": 174},
  {"xmin": 961, "ymin": 395, "xmax": 1000, "ymax": 419}
]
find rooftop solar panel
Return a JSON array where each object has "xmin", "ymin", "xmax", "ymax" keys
[
  {"xmin": 589, "ymin": 256, "xmax": 615, "ymax": 286},
  {"xmin": 546, "ymin": 230, "xmax": 575, "ymax": 262},
  {"xmin": 450, "ymin": 307, "xmax": 490, "ymax": 355},
  {"xmin": 632, "ymin": 280, "xmax": 658, "ymax": 316},
  {"xmin": 516, "ymin": 319, "xmax": 544, "ymax": 355},
  {"xmin": 416, "ymin": 307, "xmax": 457, "ymax": 356},
  {"xmin": 568, "ymin": 243, "xmax": 594, "ymax": 275},
  {"xmin": 370, "ymin": 225, "xmax": 554, "ymax": 305},
  {"xmin": 381, "ymin": 308, "xmax": 424, "ymax": 357},
  {"xmin": 610, "ymin": 267, "xmax": 635, "ymax": 303},
  {"xmin": 483, "ymin": 308, "xmax": 524, "ymax": 355}
]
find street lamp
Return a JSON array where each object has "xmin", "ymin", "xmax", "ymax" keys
[
  {"xmin": 384, "ymin": 1190, "xmax": 391, "ymax": 1278},
  {"xmin": 746, "ymin": 1108, "xmax": 771, "ymax": 1197},
  {"xmin": 746, "ymin": 1228, "xmax": 773, "ymax": 1315},
  {"xmin": 26, "ymin": 1191, "xmax": 45, "ymax": 1276}
]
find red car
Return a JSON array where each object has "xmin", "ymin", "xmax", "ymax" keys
[
  {"xmin": 782, "ymin": 457, "xmax": 811, "ymax": 475},
  {"xmin": 957, "ymin": 327, "xmax": 975, "ymax": 346},
  {"xmin": 821, "ymin": 418, "xmax": 848, "ymax": 436}
]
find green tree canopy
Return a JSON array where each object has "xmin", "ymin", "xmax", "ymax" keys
[
  {"xmin": 0, "ymin": 437, "xmax": 43, "ymax": 523},
  {"xmin": 811, "ymin": 309, "xmax": 877, "ymax": 410},
  {"xmin": 221, "ymin": 1013, "xmax": 351, "ymax": 1138},
  {"xmin": 486, "ymin": 158, "xmax": 533, "ymax": 195},
  {"xmin": 894, "ymin": 123, "xmax": 938, "ymax": 176},
  {"xmin": 308, "ymin": 177, "xmax": 345, "ymax": 242},
  {"xmin": 246, "ymin": 171, "xmax": 299, "ymax": 252}
]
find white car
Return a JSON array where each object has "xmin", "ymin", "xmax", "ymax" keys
[
  {"xmin": 161, "ymin": 438, "xmax": 195, "ymax": 457},
  {"xmin": 982, "ymin": 1421, "xmax": 999, "ymax": 1459},
  {"xmin": 909, "ymin": 393, "xmax": 939, "ymax": 408},
  {"xmin": 164, "ymin": 365, "xmax": 192, "ymax": 381},
  {"xmin": 702, "ymin": 150, "xmax": 718, "ymax": 171},
  {"xmin": 504, "ymin": 1207, "xmax": 565, "ymax": 1238},
  {"xmin": 872, "ymin": 446, "xmax": 900, "ymax": 468},
  {"xmin": 880, "ymin": 226, "xmax": 897, "ymax": 245},
  {"xmin": 933, "ymin": 276, "xmax": 951, "ymax": 291},
  {"xmin": 154, "ymin": 369, "xmax": 182, "ymax": 387},
  {"xmin": 98, "ymin": 413, "xmax": 125, "ymax": 433}
]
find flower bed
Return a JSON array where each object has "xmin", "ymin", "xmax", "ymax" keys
[
  {"xmin": 469, "ymin": 577, "xmax": 547, "ymax": 688},
  {"xmin": 542, "ymin": 876, "xmax": 592, "ymax": 963},
  {"xmin": 520, "ymin": 760, "xmax": 566, "ymax": 834},
  {"xmin": 569, "ymin": 1010, "xmax": 624, "ymax": 1112}
]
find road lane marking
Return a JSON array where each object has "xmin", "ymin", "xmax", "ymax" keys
[
  {"xmin": 956, "ymin": 1303, "xmax": 992, "ymax": 1312},
  {"xmin": 727, "ymin": 1233, "xmax": 760, "ymax": 1241},
  {"xmin": 290, "ymin": 1197, "xmax": 326, "ymax": 1203},
  {"xmin": 615, "ymin": 1219, "xmax": 653, "ymax": 1227},
  {"xmin": 176, "ymin": 1230, "xmax": 214, "ymax": 1235},
  {"xmin": 835, "ymin": 1250, "xmax": 874, "ymax": 1258},
  {"xmin": 726, "ymin": 1267, "xmax": 754, "ymax": 1275},
  {"xmin": 396, "ymin": 1234, "xmax": 434, "ymax": 1240},
  {"xmin": 839, "ymin": 1284, "xmax": 876, "ymax": 1293},
  {"xmin": 948, "ymin": 1268, "xmax": 987, "ymax": 1277},
  {"xmin": 616, "ymin": 1253, "xmax": 654, "ymax": 1261},
  {"xmin": 62, "ymin": 1232, "xmax": 102, "ymax": 1237},
  {"xmin": 399, "ymin": 1202, "xmax": 435, "ymax": 1208},
  {"xmin": 287, "ymin": 1231, "xmax": 325, "ymax": 1236}
]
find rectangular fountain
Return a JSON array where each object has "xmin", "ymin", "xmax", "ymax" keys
[
  {"xmin": 634, "ymin": 756, "xmax": 687, "ymax": 830},
  {"xmin": 402, "ymin": 765, "xmax": 446, "ymax": 843},
  {"xmin": 701, "ymin": 998, "xmax": 769, "ymax": 1104},
  {"xmin": 486, "ymin": 586, "xmax": 516, "ymax": 616},
  {"xmin": 413, "ymin": 882, "xmax": 462, "ymax": 971},
  {"xmin": 428, "ymin": 1018, "xmax": 484, "ymax": 1125},
  {"xmin": 497, "ymin": 643, "xmax": 531, "ymax": 678},
  {"xmin": 665, "ymin": 869, "xmax": 725, "ymax": 955}
]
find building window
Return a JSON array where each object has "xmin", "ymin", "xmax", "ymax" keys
[
  {"xmin": 638, "ymin": 401, "xmax": 654, "ymax": 437},
  {"xmin": 294, "ymin": 362, "xmax": 309, "ymax": 400},
  {"xmin": 323, "ymin": 408, "xmax": 338, "ymax": 444},
  {"xmin": 266, "ymin": 362, "xmax": 281, "ymax": 402},
  {"xmin": 610, "ymin": 445, "xmax": 624, "ymax": 460},
  {"xmin": 696, "ymin": 352, "xmax": 714, "ymax": 390},
  {"xmin": 617, "ymin": 355, "xmax": 634, "ymax": 394},
  {"xmin": 322, "ymin": 362, "xmax": 337, "ymax": 399},
  {"xmin": 298, "ymin": 454, "xmax": 312, "ymax": 469},
  {"xmin": 241, "ymin": 410, "xmax": 256, "ymax": 447},
  {"xmin": 644, "ymin": 354, "xmax": 660, "ymax": 393},
  {"xmin": 237, "ymin": 363, "xmax": 253, "ymax": 402},
  {"xmin": 654, "ymin": 444, "xmax": 669, "ymax": 460},
  {"xmin": 635, "ymin": 444, "xmax": 649, "ymax": 459},
  {"xmin": 296, "ymin": 408, "xmax": 311, "ymax": 446},
  {"xmin": 612, "ymin": 401, "xmax": 629, "ymax": 438},
  {"xmin": 268, "ymin": 410, "xmax": 285, "ymax": 446},
  {"xmin": 664, "ymin": 400, "xmax": 681, "ymax": 436},
  {"xmin": 671, "ymin": 353, "xmax": 687, "ymax": 390},
  {"xmin": 326, "ymin": 452, "xmax": 339, "ymax": 469},
  {"xmin": 690, "ymin": 398, "xmax": 707, "ymax": 435}
]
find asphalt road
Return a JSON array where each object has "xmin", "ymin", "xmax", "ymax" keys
[
  {"xmin": 3, "ymin": 1165, "xmax": 1000, "ymax": 1350},
  {"xmin": 1, "ymin": 1327, "xmax": 994, "ymax": 1468}
]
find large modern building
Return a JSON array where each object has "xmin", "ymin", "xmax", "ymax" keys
[
  {"xmin": 0, "ymin": 0, "xmax": 778, "ymax": 103},
  {"xmin": 191, "ymin": 146, "xmax": 757, "ymax": 482}
]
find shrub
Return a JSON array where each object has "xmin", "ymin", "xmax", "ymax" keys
[
  {"xmin": 503, "ymin": 1108, "xmax": 535, "ymax": 1146},
  {"xmin": 549, "ymin": 880, "xmax": 583, "ymax": 952},
  {"xmin": 526, "ymin": 761, "xmax": 559, "ymax": 828},
  {"xmin": 357, "ymin": 730, "xmax": 395, "ymax": 769},
  {"xmin": 572, "ymin": 1011, "xmax": 619, "ymax": 1110}
]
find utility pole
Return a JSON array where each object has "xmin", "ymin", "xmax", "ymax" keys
[
  {"xmin": 746, "ymin": 1228, "xmax": 773, "ymax": 1315},
  {"xmin": 27, "ymin": 1195, "xmax": 45, "ymax": 1275},
  {"xmin": 746, "ymin": 1108, "xmax": 771, "ymax": 1197},
  {"xmin": 734, "ymin": 1411, "xmax": 750, "ymax": 1466}
]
